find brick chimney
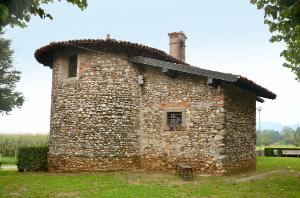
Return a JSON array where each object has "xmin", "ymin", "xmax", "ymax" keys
[{"xmin": 168, "ymin": 31, "xmax": 187, "ymax": 62}]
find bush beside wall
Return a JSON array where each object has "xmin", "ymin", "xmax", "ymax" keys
[{"xmin": 17, "ymin": 146, "xmax": 48, "ymax": 172}]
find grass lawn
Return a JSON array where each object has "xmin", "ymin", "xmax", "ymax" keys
[
  {"xmin": 1, "ymin": 157, "xmax": 300, "ymax": 197},
  {"xmin": 0, "ymin": 157, "xmax": 17, "ymax": 165},
  {"xmin": 257, "ymin": 156, "xmax": 300, "ymax": 171}
]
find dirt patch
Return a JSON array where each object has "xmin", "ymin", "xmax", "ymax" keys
[
  {"xmin": 56, "ymin": 191, "xmax": 81, "ymax": 197},
  {"xmin": 126, "ymin": 170, "xmax": 196, "ymax": 185},
  {"xmin": 234, "ymin": 169, "xmax": 300, "ymax": 183}
]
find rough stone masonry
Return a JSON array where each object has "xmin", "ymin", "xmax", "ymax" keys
[{"xmin": 35, "ymin": 32, "xmax": 276, "ymax": 175}]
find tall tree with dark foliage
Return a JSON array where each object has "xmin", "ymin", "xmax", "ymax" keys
[{"xmin": 0, "ymin": 32, "xmax": 24, "ymax": 114}]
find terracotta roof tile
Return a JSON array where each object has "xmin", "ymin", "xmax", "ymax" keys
[
  {"xmin": 34, "ymin": 39, "xmax": 188, "ymax": 68},
  {"xmin": 34, "ymin": 39, "xmax": 276, "ymax": 100}
]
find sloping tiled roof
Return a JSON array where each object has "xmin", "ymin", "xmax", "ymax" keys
[
  {"xmin": 34, "ymin": 39, "xmax": 276, "ymax": 100},
  {"xmin": 130, "ymin": 56, "xmax": 276, "ymax": 100},
  {"xmin": 35, "ymin": 39, "xmax": 187, "ymax": 68}
]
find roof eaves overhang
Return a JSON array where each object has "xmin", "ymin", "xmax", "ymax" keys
[
  {"xmin": 129, "ymin": 56, "xmax": 276, "ymax": 100},
  {"xmin": 34, "ymin": 39, "xmax": 189, "ymax": 68},
  {"xmin": 130, "ymin": 56, "xmax": 238, "ymax": 82}
]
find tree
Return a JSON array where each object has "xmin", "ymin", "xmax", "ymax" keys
[
  {"xmin": 251, "ymin": 0, "xmax": 300, "ymax": 80},
  {"xmin": 294, "ymin": 127, "xmax": 300, "ymax": 146},
  {"xmin": 281, "ymin": 126, "xmax": 300, "ymax": 146},
  {"xmin": 256, "ymin": 129, "xmax": 282, "ymax": 145},
  {"xmin": 0, "ymin": 32, "xmax": 24, "ymax": 114},
  {"xmin": 282, "ymin": 126, "xmax": 295, "ymax": 145},
  {"xmin": 0, "ymin": 0, "xmax": 87, "ymax": 30}
]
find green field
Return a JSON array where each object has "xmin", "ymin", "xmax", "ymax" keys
[
  {"xmin": 1, "ymin": 157, "xmax": 300, "ymax": 197},
  {"xmin": 0, "ymin": 133, "xmax": 48, "ymax": 157},
  {"xmin": 0, "ymin": 157, "xmax": 17, "ymax": 165}
]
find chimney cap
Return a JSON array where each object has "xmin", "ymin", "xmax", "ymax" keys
[{"xmin": 168, "ymin": 31, "xmax": 187, "ymax": 39}]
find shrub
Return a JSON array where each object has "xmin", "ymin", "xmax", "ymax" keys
[
  {"xmin": 264, "ymin": 147, "xmax": 300, "ymax": 157},
  {"xmin": 264, "ymin": 148, "xmax": 273, "ymax": 156},
  {"xmin": 17, "ymin": 146, "xmax": 48, "ymax": 172},
  {"xmin": 264, "ymin": 148, "xmax": 284, "ymax": 156}
]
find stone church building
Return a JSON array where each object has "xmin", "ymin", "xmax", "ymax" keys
[{"xmin": 35, "ymin": 32, "xmax": 276, "ymax": 175}]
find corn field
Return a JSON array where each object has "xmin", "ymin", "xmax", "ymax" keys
[{"xmin": 0, "ymin": 134, "xmax": 48, "ymax": 157}]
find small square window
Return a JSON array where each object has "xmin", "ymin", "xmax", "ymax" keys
[
  {"xmin": 68, "ymin": 55, "xmax": 78, "ymax": 78},
  {"xmin": 164, "ymin": 108, "xmax": 186, "ymax": 131},
  {"xmin": 167, "ymin": 112, "xmax": 182, "ymax": 126}
]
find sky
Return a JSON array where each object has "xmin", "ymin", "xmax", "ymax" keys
[{"xmin": 1, "ymin": 0, "xmax": 299, "ymax": 133}]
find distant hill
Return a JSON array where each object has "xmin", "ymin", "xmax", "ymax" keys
[
  {"xmin": 256, "ymin": 122, "xmax": 284, "ymax": 131},
  {"xmin": 256, "ymin": 122, "xmax": 300, "ymax": 131},
  {"xmin": 292, "ymin": 123, "xmax": 300, "ymax": 129}
]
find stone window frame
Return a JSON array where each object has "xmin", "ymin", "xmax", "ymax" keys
[
  {"xmin": 59, "ymin": 53, "xmax": 80, "ymax": 80},
  {"xmin": 163, "ymin": 107, "xmax": 186, "ymax": 131}
]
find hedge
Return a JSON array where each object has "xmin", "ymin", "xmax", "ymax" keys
[
  {"xmin": 264, "ymin": 148, "xmax": 280, "ymax": 156},
  {"xmin": 264, "ymin": 147, "xmax": 300, "ymax": 157},
  {"xmin": 17, "ymin": 146, "xmax": 48, "ymax": 172}
]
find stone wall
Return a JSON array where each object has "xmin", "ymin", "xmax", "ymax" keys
[
  {"xmin": 48, "ymin": 50, "xmax": 256, "ymax": 174},
  {"xmin": 49, "ymin": 51, "xmax": 141, "ymax": 171},
  {"xmin": 222, "ymin": 83, "xmax": 256, "ymax": 174},
  {"xmin": 139, "ymin": 66, "xmax": 226, "ymax": 174},
  {"xmin": 48, "ymin": 154, "xmax": 140, "ymax": 172}
]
